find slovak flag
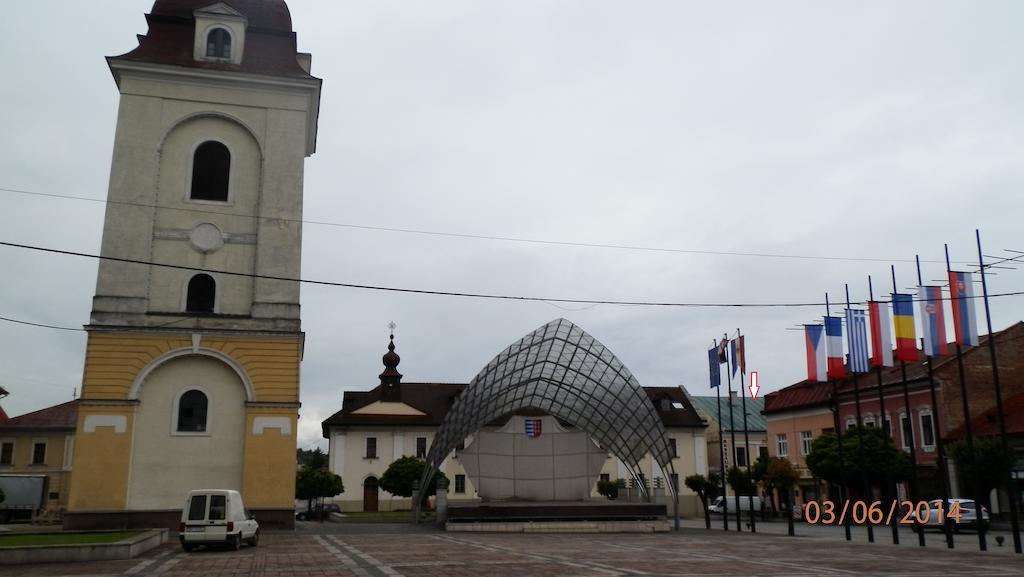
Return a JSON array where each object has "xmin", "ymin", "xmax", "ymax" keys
[
  {"xmin": 948, "ymin": 271, "xmax": 979, "ymax": 347},
  {"xmin": 825, "ymin": 316, "xmax": 846, "ymax": 379},
  {"xmin": 804, "ymin": 325, "xmax": 827, "ymax": 382},
  {"xmin": 525, "ymin": 418, "xmax": 542, "ymax": 438},
  {"xmin": 918, "ymin": 285, "xmax": 949, "ymax": 357}
]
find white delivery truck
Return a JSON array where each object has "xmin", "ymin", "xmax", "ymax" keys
[
  {"xmin": 0, "ymin": 475, "xmax": 46, "ymax": 523},
  {"xmin": 179, "ymin": 489, "xmax": 260, "ymax": 551},
  {"xmin": 709, "ymin": 495, "xmax": 762, "ymax": 514}
]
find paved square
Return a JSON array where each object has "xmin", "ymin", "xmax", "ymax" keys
[{"xmin": 1, "ymin": 527, "xmax": 1021, "ymax": 577}]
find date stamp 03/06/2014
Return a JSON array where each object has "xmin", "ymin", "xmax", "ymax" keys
[{"xmin": 803, "ymin": 500, "xmax": 978, "ymax": 526}]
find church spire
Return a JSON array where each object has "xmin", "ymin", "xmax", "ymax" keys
[{"xmin": 380, "ymin": 323, "xmax": 402, "ymax": 400}]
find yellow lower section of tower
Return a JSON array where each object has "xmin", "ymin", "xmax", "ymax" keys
[{"xmin": 67, "ymin": 331, "xmax": 300, "ymax": 513}]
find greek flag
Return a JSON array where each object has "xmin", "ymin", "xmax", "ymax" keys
[{"xmin": 845, "ymin": 309, "xmax": 870, "ymax": 373}]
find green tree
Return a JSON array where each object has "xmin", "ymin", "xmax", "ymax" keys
[
  {"xmin": 685, "ymin": 473, "xmax": 720, "ymax": 527},
  {"xmin": 752, "ymin": 456, "xmax": 799, "ymax": 516},
  {"xmin": 297, "ymin": 447, "xmax": 328, "ymax": 469},
  {"xmin": 726, "ymin": 466, "xmax": 755, "ymax": 495},
  {"xmin": 379, "ymin": 456, "xmax": 449, "ymax": 504},
  {"xmin": 295, "ymin": 466, "xmax": 344, "ymax": 514},
  {"xmin": 947, "ymin": 438, "xmax": 1013, "ymax": 508},
  {"xmin": 597, "ymin": 479, "xmax": 620, "ymax": 500},
  {"xmin": 806, "ymin": 426, "xmax": 911, "ymax": 495}
]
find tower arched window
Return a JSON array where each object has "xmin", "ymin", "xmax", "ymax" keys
[
  {"xmin": 206, "ymin": 28, "xmax": 232, "ymax": 59},
  {"xmin": 190, "ymin": 141, "xmax": 230, "ymax": 202},
  {"xmin": 186, "ymin": 274, "xmax": 216, "ymax": 313},
  {"xmin": 177, "ymin": 390, "xmax": 209, "ymax": 432}
]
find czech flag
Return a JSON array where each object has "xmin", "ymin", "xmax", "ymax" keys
[
  {"xmin": 892, "ymin": 293, "xmax": 917, "ymax": 362},
  {"xmin": 918, "ymin": 285, "xmax": 949, "ymax": 357},
  {"xmin": 804, "ymin": 325, "xmax": 827, "ymax": 382},
  {"xmin": 948, "ymin": 271, "xmax": 979, "ymax": 347},
  {"xmin": 825, "ymin": 316, "xmax": 846, "ymax": 379},
  {"xmin": 868, "ymin": 301, "xmax": 893, "ymax": 368}
]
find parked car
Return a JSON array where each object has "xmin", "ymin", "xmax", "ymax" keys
[
  {"xmin": 296, "ymin": 503, "xmax": 341, "ymax": 521},
  {"xmin": 179, "ymin": 489, "xmax": 260, "ymax": 551},
  {"xmin": 924, "ymin": 498, "xmax": 989, "ymax": 532}
]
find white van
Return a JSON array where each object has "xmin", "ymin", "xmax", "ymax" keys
[
  {"xmin": 179, "ymin": 489, "xmax": 260, "ymax": 551},
  {"xmin": 709, "ymin": 495, "xmax": 762, "ymax": 514}
]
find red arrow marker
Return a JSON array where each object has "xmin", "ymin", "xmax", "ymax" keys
[{"xmin": 749, "ymin": 371, "xmax": 760, "ymax": 400}]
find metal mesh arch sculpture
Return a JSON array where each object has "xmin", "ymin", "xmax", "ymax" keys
[{"xmin": 417, "ymin": 318, "xmax": 678, "ymax": 520}]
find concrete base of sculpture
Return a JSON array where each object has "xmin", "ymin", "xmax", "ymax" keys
[{"xmin": 445, "ymin": 500, "xmax": 667, "ymax": 533}]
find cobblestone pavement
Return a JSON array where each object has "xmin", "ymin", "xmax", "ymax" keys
[{"xmin": 2, "ymin": 527, "xmax": 1023, "ymax": 577}]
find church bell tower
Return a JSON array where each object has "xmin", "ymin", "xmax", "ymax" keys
[{"xmin": 66, "ymin": 0, "xmax": 321, "ymax": 529}]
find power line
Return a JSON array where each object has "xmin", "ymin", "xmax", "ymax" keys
[
  {"xmin": 2, "ymin": 240, "xmax": 1023, "ymax": 313},
  {"xmin": 0, "ymin": 185, "xmax": 974, "ymax": 265},
  {"xmin": 0, "ymin": 315, "xmax": 82, "ymax": 332}
]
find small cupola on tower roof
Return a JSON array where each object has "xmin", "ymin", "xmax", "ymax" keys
[
  {"xmin": 192, "ymin": 3, "xmax": 248, "ymax": 64},
  {"xmin": 379, "ymin": 333, "xmax": 403, "ymax": 402}
]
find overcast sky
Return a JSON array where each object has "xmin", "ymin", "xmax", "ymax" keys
[{"xmin": 1, "ymin": 0, "xmax": 1023, "ymax": 450}]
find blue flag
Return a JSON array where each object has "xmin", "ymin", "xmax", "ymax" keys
[
  {"xmin": 708, "ymin": 347, "xmax": 721, "ymax": 389},
  {"xmin": 730, "ymin": 339, "xmax": 738, "ymax": 377}
]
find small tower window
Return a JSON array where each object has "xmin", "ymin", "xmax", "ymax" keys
[
  {"xmin": 186, "ymin": 274, "xmax": 216, "ymax": 313},
  {"xmin": 177, "ymin": 390, "xmax": 209, "ymax": 432},
  {"xmin": 206, "ymin": 28, "xmax": 232, "ymax": 59},
  {"xmin": 190, "ymin": 141, "xmax": 230, "ymax": 201}
]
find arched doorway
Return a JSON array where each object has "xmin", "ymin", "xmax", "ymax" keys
[{"xmin": 363, "ymin": 476, "xmax": 379, "ymax": 512}]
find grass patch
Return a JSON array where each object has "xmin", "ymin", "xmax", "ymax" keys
[{"xmin": 0, "ymin": 531, "xmax": 142, "ymax": 547}]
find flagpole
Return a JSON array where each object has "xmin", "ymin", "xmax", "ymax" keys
[
  {"xmin": 826, "ymin": 293, "xmax": 852, "ymax": 542},
  {"xmin": 845, "ymin": 284, "xmax": 874, "ymax": 544},
  {"xmin": 946, "ymin": 244, "xmax": 987, "ymax": 551},
  {"xmin": 893, "ymin": 265, "xmax": 926, "ymax": 547},
  {"xmin": 915, "ymin": 255, "xmax": 954, "ymax": 549},
  {"xmin": 737, "ymin": 329, "xmax": 756, "ymax": 533},
  {"xmin": 976, "ymin": 230, "xmax": 1022, "ymax": 554},
  {"xmin": 724, "ymin": 334, "xmax": 741, "ymax": 532},
  {"xmin": 869, "ymin": 275, "xmax": 901, "ymax": 545},
  {"xmin": 714, "ymin": 339, "xmax": 729, "ymax": 531}
]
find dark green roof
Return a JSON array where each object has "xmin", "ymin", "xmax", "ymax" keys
[{"xmin": 689, "ymin": 395, "xmax": 766, "ymax": 433}]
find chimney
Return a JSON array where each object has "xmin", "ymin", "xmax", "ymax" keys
[{"xmin": 729, "ymin": 390, "xmax": 737, "ymax": 405}]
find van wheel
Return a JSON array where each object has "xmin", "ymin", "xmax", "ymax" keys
[
  {"xmin": 246, "ymin": 530, "xmax": 260, "ymax": 547},
  {"xmin": 182, "ymin": 543, "xmax": 195, "ymax": 552},
  {"xmin": 229, "ymin": 534, "xmax": 241, "ymax": 551}
]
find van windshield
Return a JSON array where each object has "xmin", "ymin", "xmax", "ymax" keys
[
  {"xmin": 187, "ymin": 495, "xmax": 207, "ymax": 521},
  {"xmin": 209, "ymin": 495, "xmax": 227, "ymax": 520}
]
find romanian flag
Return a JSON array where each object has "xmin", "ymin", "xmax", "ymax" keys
[
  {"xmin": 868, "ymin": 301, "xmax": 893, "ymax": 368},
  {"xmin": 804, "ymin": 325, "xmax": 827, "ymax": 382},
  {"xmin": 892, "ymin": 293, "xmax": 917, "ymax": 362},
  {"xmin": 948, "ymin": 271, "xmax": 979, "ymax": 346},
  {"xmin": 825, "ymin": 316, "xmax": 846, "ymax": 379},
  {"xmin": 918, "ymin": 285, "xmax": 949, "ymax": 357}
]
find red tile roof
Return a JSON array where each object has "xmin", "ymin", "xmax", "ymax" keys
[
  {"xmin": 322, "ymin": 383, "xmax": 705, "ymax": 437},
  {"xmin": 0, "ymin": 401, "xmax": 78, "ymax": 431},
  {"xmin": 945, "ymin": 391, "xmax": 1024, "ymax": 439}
]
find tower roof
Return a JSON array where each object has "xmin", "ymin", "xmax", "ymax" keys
[
  {"xmin": 111, "ymin": 0, "xmax": 315, "ymax": 79},
  {"xmin": 151, "ymin": 0, "xmax": 293, "ymax": 31}
]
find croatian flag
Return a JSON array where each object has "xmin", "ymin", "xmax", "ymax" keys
[
  {"xmin": 708, "ymin": 347, "xmax": 721, "ymax": 389},
  {"xmin": 948, "ymin": 271, "xmax": 979, "ymax": 347},
  {"xmin": 845, "ymin": 309, "xmax": 870, "ymax": 373},
  {"xmin": 892, "ymin": 293, "xmax": 917, "ymax": 362},
  {"xmin": 804, "ymin": 325, "xmax": 827, "ymax": 382},
  {"xmin": 525, "ymin": 418, "xmax": 542, "ymax": 438},
  {"xmin": 868, "ymin": 301, "xmax": 893, "ymax": 367},
  {"xmin": 825, "ymin": 316, "xmax": 846, "ymax": 379},
  {"xmin": 918, "ymin": 285, "xmax": 949, "ymax": 357}
]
